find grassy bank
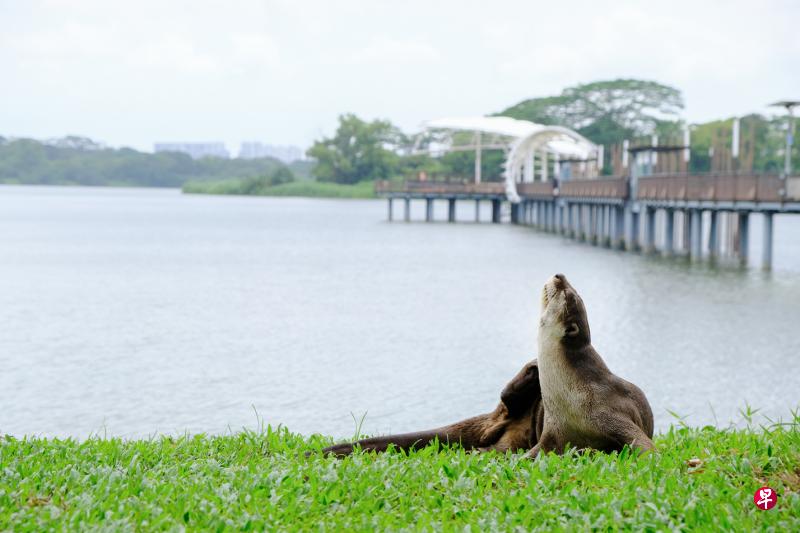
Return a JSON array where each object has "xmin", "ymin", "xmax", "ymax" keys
[
  {"xmin": 182, "ymin": 179, "xmax": 376, "ymax": 199},
  {"xmin": 1, "ymin": 424, "xmax": 798, "ymax": 530}
]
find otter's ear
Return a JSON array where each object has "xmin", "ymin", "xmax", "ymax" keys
[{"xmin": 565, "ymin": 322, "xmax": 580, "ymax": 337}]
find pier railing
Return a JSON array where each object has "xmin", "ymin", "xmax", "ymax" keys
[
  {"xmin": 374, "ymin": 180, "xmax": 505, "ymax": 196},
  {"xmin": 559, "ymin": 177, "xmax": 628, "ymax": 200},
  {"xmin": 637, "ymin": 173, "xmax": 789, "ymax": 203},
  {"xmin": 516, "ymin": 182, "xmax": 554, "ymax": 198},
  {"xmin": 376, "ymin": 175, "xmax": 800, "ymax": 203}
]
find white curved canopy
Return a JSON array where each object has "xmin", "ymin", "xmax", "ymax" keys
[
  {"xmin": 422, "ymin": 116, "xmax": 542, "ymax": 138},
  {"xmin": 417, "ymin": 116, "xmax": 599, "ymax": 202},
  {"xmin": 504, "ymin": 126, "xmax": 598, "ymax": 202}
]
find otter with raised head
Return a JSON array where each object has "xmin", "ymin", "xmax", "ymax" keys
[
  {"xmin": 526, "ymin": 274, "xmax": 654, "ymax": 458},
  {"xmin": 322, "ymin": 360, "xmax": 545, "ymax": 457}
]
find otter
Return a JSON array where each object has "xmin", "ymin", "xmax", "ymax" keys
[
  {"xmin": 526, "ymin": 274, "xmax": 654, "ymax": 459},
  {"xmin": 322, "ymin": 360, "xmax": 545, "ymax": 456}
]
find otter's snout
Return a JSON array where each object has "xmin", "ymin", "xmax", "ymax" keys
[{"xmin": 548, "ymin": 273, "xmax": 570, "ymax": 291}]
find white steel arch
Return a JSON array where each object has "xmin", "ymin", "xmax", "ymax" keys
[
  {"xmin": 503, "ymin": 126, "xmax": 599, "ymax": 202},
  {"xmin": 416, "ymin": 117, "xmax": 598, "ymax": 201}
]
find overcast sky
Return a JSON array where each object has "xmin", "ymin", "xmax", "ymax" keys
[{"xmin": 1, "ymin": 0, "xmax": 798, "ymax": 153}]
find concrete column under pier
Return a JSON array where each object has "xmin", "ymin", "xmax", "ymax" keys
[
  {"xmin": 762, "ymin": 212, "xmax": 774, "ymax": 271},
  {"xmin": 574, "ymin": 204, "xmax": 581, "ymax": 237},
  {"xmin": 708, "ymin": 210, "xmax": 719, "ymax": 259},
  {"xmin": 545, "ymin": 202, "xmax": 552, "ymax": 232},
  {"xmin": 601, "ymin": 206, "xmax": 608, "ymax": 245},
  {"xmin": 491, "ymin": 199, "xmax": 501, "ymax": 224},
  {"xmin": 425, "ymin": 198, "xmax": 434, "ymax": 222},
  {"xmin": 538, "ymin": 202, "xmax": 545, "ymax": 230},
  {"xmin": 387, "ymin": 198, "xmax": 393, "ymax": 221},
  {"xmin": 541, "ymin": 202, "xmax": 548, "ymax": 231},
  {"xmin": 566, "ymin": 204, "xmax": 572, "ymax": 237},
  {"xmin": 448, "ymin": 198, "xmax": 456, "ymax": 223},
  {"xmin": 663, "ymin": 209, "xmax": 675, "ymax": 257},
  {"xmin": 613, "ymin": 206, "xmax": 625, "ymax": 249},
  {"xmin": 557, "ymin": 204, "xmax": 565, "ymax": 235},
  {"xmin": 644, "ymin": 206, "xmax": 656, "ymax": 253},
  {"xmin": 576, "ymin": 205, "xmax": 585, "ymax": 241},
  {"xmin": 690, "ymin": 209, "xmax": 702, "ymax": 261},
  {"xmin": 475, "ymin": 199, "xmax": 480, "ymax": 223},
  {"xmin": 404, "ymin": 197, "xmax": 411, "ymax": 222},
  {"xmin": 625, "ymin": 208, "xmax": 640, "ymax": 252},
  {"xmin": 738, "ymin": 212, "xmax": 750, "ymax": 267},
  {"xmin": 682, "ymin": 211, "xmax": 691, "ymax": 256},
  {"xmin": 631, "ymin": 212, "xmax": 640, "ymax": 251}
]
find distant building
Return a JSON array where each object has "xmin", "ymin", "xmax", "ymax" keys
[
  {"xmin": 154, "ymin": 142, "xmax": 229, "ymax": 159},
  {"xmin": 238, "ymin": 142, "xmax": 305, "ymax": 163}
]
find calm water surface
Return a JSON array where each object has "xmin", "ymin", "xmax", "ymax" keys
[{"xmin": 1, "ymin": 185, "xmax": 799, "ymax": 439}]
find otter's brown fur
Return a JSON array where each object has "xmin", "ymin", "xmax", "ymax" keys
[
  {"xmin": 527, "ymin": 274, "xmax": 654, "ymax": 458},
  {"xmin": 322, "ymin": 360, "xmax": 544, "ymax": 457}
]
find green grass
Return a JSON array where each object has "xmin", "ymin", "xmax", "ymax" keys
[
  {"xmin": 2, "ymin": 423, "xmax": 798, "ymax": 531},
  {"xmin": 182, "ymin": 179, "xmax": 376, "ymax": 199}
]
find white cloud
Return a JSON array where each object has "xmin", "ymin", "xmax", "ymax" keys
[
  {"xmin": 128, "ymin": 35, "xmax": 221, "ymax": 74},
  {"xmin": 349, "ymin": 38, "xmax": 442, "ymax": 65}
]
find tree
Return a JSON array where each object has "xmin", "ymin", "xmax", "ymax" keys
[
  {"xmin": 498, "ymin": 79, "xmax": 685, "ymax": 147},
  {"xmin": 239, "ymin": 166, "xmax": 295, "ymax": 195},
  {"xmin": 307, "ymin": 114, "xmax": 402, "ymax": 184}
]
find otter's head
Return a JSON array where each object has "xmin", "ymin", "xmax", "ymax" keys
[
  {"xmin": 500, "ymin": 359, "xmax": 541, "ymax": 416},
  {"xmin": 539, "ymin": 273, "xmax": 591, "ymax": 349}
]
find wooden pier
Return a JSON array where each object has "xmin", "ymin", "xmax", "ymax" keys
[{"xmin": 376, "ymin": 173, "xmax": 800, "ymax": 270}]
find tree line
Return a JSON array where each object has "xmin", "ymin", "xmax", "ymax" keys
[{"xmin": 0, "ymin": 136, "xmax": 292, "ymax": 188}]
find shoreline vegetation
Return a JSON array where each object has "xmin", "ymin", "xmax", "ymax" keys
[
  {"xmin": 182, "ymin": 177, "xmax": 376, "ymax": 199},
  {"xmin": 2, "ymin": 422, "xmax": 798, "ymax": 530}
]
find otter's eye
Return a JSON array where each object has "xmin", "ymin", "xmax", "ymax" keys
[{"xmin": 565, "ymin": 323, "xmax": 580, "ymax": 337}]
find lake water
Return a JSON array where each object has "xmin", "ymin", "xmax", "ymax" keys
[{"xmin": 1, "ymin": 185, "xmax": 799, "ymax": 440}]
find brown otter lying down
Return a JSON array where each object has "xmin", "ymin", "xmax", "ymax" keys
[{"xmin": 322, "ymin": 359, "xmax": 544, "ymax": 456}]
